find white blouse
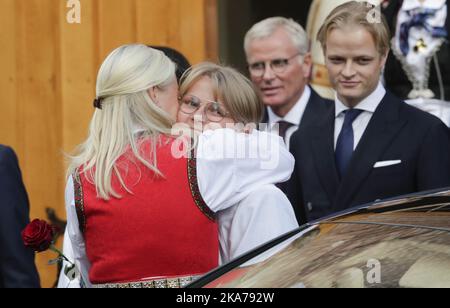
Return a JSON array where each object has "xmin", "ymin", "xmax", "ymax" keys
[
  {"xmin": 218, "ymin": 184, "xmax": 299, "ymax": 264},
  {"xmin": 58, "ymin": 128, "xmax": 297, "ymax": 288}
]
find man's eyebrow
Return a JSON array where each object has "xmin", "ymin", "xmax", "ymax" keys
[{"xmin": 327, "ymin": 55, "xmax": 375, "ymax": 58}]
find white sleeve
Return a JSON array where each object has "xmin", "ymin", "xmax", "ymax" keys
[
  {"xmin": 218, "ymin": 184, "xmax": 299, "ymax": 264},
  {"xmin": 57, "ymin": 177, "xmax": 92, "ymax": 288},
  {"xmin": 197, "ymin": 128, "xmax": 295, "ymax": 212}
]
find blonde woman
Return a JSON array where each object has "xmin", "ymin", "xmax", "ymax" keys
[
  {"xmin": 58, "ymin": 45, "xmax": 294, "ymax": 288},
  {"xmin": 177, "ymin": 62, "xmax": 299, "ymax": 264}
]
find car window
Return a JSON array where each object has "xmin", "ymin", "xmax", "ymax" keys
[{"xmin": 205, "ymin": 217, "xmax": 450, "ymax": 288}]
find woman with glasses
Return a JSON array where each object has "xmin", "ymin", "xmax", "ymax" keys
[
  {"xmin": 177, "ymin": 62, "xmax": 299, "ymax": 264},
  {"xmin": 59, "ymin": 46, "xmax": 294, "ymax": 288}
]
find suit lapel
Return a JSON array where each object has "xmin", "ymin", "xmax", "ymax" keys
[
  {"xmin": 299, "ymin": 89, "xmax": 323, "ymax": 130},
  {"xmin": 333, "ymin": 92, "xmax": 407, "ymax": 211},
  {"xmin": 311, "ymin": 104, "xmax": 340, "ymax": 203}
]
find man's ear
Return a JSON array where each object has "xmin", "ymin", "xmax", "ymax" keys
[
  {"xmin": 302, "ymin": 52, "xmax": 313, "ymax": 78},
  {"xmin": 303, "ymin": 52, "xmax": 312, "ymax": 65},
  {"xmin": 381, "ymin": 49, "xmax": 390, "ymax": 67}
]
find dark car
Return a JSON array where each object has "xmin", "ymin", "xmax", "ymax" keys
[{"xmin": 189, "ymin": 188, "xmax": 450, "ymax": 288}]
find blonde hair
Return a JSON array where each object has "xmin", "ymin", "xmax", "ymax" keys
[
  {"xmin": 317, "ymin": 1, "xmax": 390, "ymax": 56},
  {"xmin": 179, "ymin": 62, "xmax": 263, "ymax": 124},
  {"xmin": 244, "ymin": 17, "xmax": 309, "ymax": 56},
  {"xmin": 67, "ymin": 44, "xmax": 176, "ymax": 200}
]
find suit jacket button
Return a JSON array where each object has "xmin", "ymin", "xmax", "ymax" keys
[{"xmin": 307, "ymin": 202, "xmax": 313, "ymax": 212}]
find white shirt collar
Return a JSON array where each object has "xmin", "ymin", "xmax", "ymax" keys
[
  {"xmin": 402, "ymin": 0, "xmax": 446, "ymax": 10},
  {"xmin": 267, "ymin": 86, "xmax": 312, "ymax": 126},
  {"xmin": 335, "ymin": 82, "xmax": 386, "ymax": 118}
]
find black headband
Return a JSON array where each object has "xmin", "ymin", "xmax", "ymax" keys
[{"xmin": 93, "ymin": 98, "xmax": 102, "ymax": 109}]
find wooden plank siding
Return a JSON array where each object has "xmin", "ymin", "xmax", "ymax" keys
[{"xmin": 0, "ymin": 0, "xmax": 218, "ymax": 288}]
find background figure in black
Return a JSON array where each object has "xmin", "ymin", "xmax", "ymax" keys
[
  {"xmin": 0, "ymin": 145, "xmax": 40, "ymax": 288},
  {"xmin": 150, "ymin": 46, "xmax": 191, "ymax": 82}
]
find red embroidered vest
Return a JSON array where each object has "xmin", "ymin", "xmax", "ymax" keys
[{"xmin": 73, "ymin": 136, "xmax": 218, "ymax": 284}]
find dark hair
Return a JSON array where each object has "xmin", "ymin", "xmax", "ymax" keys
[{"xmin": 149, "ymin": 46, "xmax": 191, "ymax": 82}]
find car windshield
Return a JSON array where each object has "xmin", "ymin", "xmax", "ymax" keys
[{"xmin": 204, "ymin": 204, "xmax": 450, "ymax": 288}]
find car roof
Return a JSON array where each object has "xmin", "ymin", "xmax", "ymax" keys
[
  {"xmin": 188, "ymin": 187, "xmax": 450, "ymax": 288},
  {"xmin": 310, "ymin": 187, "xmax": 450, "ymax": 230},
  {"xmin": 322, "ymin": 190, "xmax": 450, "ymax": 232}
]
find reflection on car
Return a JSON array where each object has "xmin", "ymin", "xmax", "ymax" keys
[{"xmin": 188, "ymin": 188, "xmax": 450, "ymax": 288}]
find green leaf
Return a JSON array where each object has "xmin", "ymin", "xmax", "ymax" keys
[{"xmin": 48, "ymin": 258, "xmax": 61, "ymax": 266}]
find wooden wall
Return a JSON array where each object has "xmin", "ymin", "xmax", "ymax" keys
[{"xmin": 0, "ymin": 0, "xmax": 218, "ymax": 288}]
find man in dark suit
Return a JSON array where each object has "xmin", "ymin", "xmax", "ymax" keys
[
  {"xmin": 244, "ymin": 17, "xmax": 330, "ymax": 148},
  {"xmin": 0, "ymin": 145, "xmax": 40, "ymax": 288},
  {"xmin": 244, "ymin": 17, "xmax": 331, "ymax": 195},
  {"xmin": 286, "ymin": 1, "xmax": 450, "ymax": 225}
]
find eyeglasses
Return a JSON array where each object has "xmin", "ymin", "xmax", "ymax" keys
[
  {"xmin": 248, "ymin": 53, "xmax": 302, "ymax": 78},
  {"xmin": 179, "ymin": 95, "xmax": 231, "ymax": 122}
]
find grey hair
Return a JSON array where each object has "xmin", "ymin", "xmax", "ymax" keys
[{"xmin": 244, "ymin": 17, "xmax": 310, "ymax": 55}]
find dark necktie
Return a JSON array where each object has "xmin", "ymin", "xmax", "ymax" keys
[
  {"xmin": 275, "ymin": 121, "xmax": 294, "ymax": 191},
  {"xmin": 335, "ymin": 109, "xmax": 363, "ymax": 178},
  {"xmin": 277, "ymin": 121, "xmax": 294, "ymax": 143}
]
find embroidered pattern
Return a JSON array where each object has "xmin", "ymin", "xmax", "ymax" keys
[
  {"xmin": 392, "ymin": 36, "xmax": 445, "ymax": 99},
  {"xmin": 72, "ymin": 169, "xmax": 87, "ymax": 235},
  {"xmin": 391, "ymin": 2, "xmax": 448, "ymax": 99},
  {"xmin": 187, "ymin": 147, "xmax": 216, "ymax": 221},
  {"xmin": 92, "ymin": 275, "xmax": 199, "ymax": 288}
]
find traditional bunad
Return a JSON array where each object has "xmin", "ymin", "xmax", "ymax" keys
[
  {"xmin": 58, "ymin": 128, "xmax": 295, "ymax": 288},
  {"xmin": 384, "ymin": 0, "xmax": 450, "ymax": 126}
]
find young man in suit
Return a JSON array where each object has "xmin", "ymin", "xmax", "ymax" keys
[
  {"xmin": 0, "ymin": 145, "xmax": 40, "ymax": 288},
  {"xmin": 287, "ymin": 1, "xmax": 450, "ymax": 225}
]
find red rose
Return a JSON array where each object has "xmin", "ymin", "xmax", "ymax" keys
[{"xmin": 22, "ymin": 219, "xmax": 55, "ymax": 252}]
